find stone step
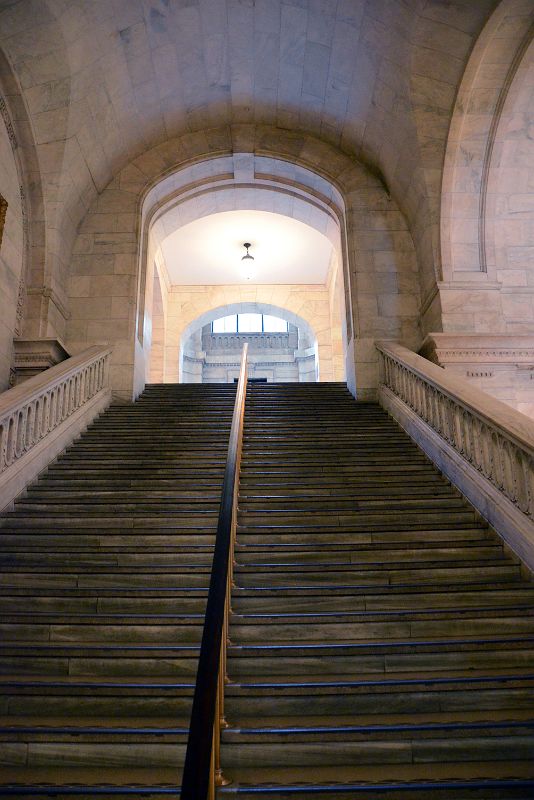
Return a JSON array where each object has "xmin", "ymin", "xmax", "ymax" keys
[
  {"xmin": 1, "ymin": 380, "xmax": 532, "ymax": 794},
  {"xmin": 229, "ymin": 610, "xmax": 534, "ymax": 642},
  {"xmin": 0, "ymin": 528, "xmax": 490, "ymax": 547},
  {"xmin": 12, "ymin": 502, "xmax": 222, "ymax": 513},
  {"xmin": 0, "ymin": 545, "xmax": 504, "ymax": 568},
  {"xmin": 0, "ymin": 722, "xmax": 188, "ymax": 768},
  {"xmin": 0, "ymin": 643, "xmax": 202, "ymax": 678},
  {"xmin": 237, "ymin": 512, "xmax": 481, "ymax": 528},
  {"xmin": 227, "ymin": 637, "xmax": 534, "ymax": 678},
  {"xmin": 235, "ymin": 527, "xmax": 492, "ymax": 544},
  {"xmin": 215, "ymin": 770, "xmax": 534, "ymax": 800},
  {"xmin": 0, "ymin": 768, "xmax": 184, "ymax": 799},
  {"xmin": 0, "ymin": 515, "xmax": 220, "ymax": 529},
  {"xmin": 234, "ymin": 563, "xmax": 521, "ymax": 587},
  {"xmin": 0, "ymin": 596, "xmax": 209, "ymax": 613},
  {"xmin": 230, "ymin": 585, "xmax": 534, "ymax": 612},
  {"xmin": 3, "ymin": 636, "xmax": 533, "ymax": 678},
  {"xmin": 218, "ymin": 725, "xmax": 534, "ymax": 769},
  {"xmin": 0, "ymin": 618, "xmax": 203, "ymax": 644},
  {"xmin": 238, "ymin": 498, "xmax": 469, "ymax": 513}
]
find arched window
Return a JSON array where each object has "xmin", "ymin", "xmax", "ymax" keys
[{"xmin": 211, "ymin": 314, "xmax": 288, "ymax": 334}]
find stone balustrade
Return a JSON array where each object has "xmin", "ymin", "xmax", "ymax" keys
[
  {"xmin": 0, "ymin": 346, "xmax": 112, "ymax": 510},
  {"xmin": 204, "ymin": 332, "xmax": 293, "ymax": 351},
  {"xmin": 376, "ymin": 341, "xmax": 534, "ymax": 569}
]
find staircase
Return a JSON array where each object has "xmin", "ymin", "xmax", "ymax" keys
[
  {"xmin": 0, "ymin": 381, "xmax": 533, "ymax": 798},
  {"xmin": 220, "ymin": 383, "xmax": 534, "ymax": 798},
  {"xmin": 0, "ymin": 384, "xmax": 237, "ymax": 797}
]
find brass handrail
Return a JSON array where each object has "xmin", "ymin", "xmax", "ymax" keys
[{"xmin": 181, "ymin": 344, "xmax": 249, "ymax": 800}]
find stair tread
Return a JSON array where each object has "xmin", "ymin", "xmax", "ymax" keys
[{"xmin": 1, "ymin": 382, "xmax": 533, "ymax": 786}]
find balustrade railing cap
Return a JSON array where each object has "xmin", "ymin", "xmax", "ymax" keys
[
  {"xmin": 376, "ymin": 340, "xmax": 534, "ymax": 454},
  {"xmin": 0, "ymin": 345, "xmax": 112, "ymax": 418}
]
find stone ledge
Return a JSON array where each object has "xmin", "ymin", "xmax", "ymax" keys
[
  {"xmin": 420, "ymin": 333, "xmax": 534, "ymax": 365},
  {"xmin": 12, "ymin": 338, "xmax": 70, "ymax": 385}
]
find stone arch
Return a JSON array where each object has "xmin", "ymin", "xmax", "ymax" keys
[
  {"xmin": 67, "ymin": 125, "xmax": 420, "ymax": 402},
  {"xmin": 181, "ymin": 303, "xmax": 317, "ymax": 350},
  {"xmin": 177, "ymin": 302, "xmax": 320, "ymax": 385},
  {"xmin": 441, "ymin": 0, "xmax": 534, "ymax": 283},
  {"xmin": 0, "ymin": 45, "xmax": 49, "ymax": 340},
  {"xmin": 0, "ymin": 45, "xmax": 49, "ymax": 389},
  {"xmin": 439, "ymin": 0, "xmax": 534, "ymax": 336}
]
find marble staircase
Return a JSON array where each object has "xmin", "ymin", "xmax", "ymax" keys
[
  {"xmin": 220, "ymin": 383, "xmax": 534, "ymax": 798},
  {"xmin": 0, "ymin": 382, "xmax": 533, "ymax": 798},
  {"xmin": 0, "ymin": 384, "xmax": 237, "ymax": 798}
]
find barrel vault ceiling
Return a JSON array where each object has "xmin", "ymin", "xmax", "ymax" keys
[{"xmin": 0, "ymin": 0, "xmax": 499, "ymax": 278}]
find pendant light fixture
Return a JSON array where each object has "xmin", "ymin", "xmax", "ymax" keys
[
  {"xmin": 240, "ymin": 242, "xmax": 256, "ymax": 281},
  {"xmin": 241, "ymin": 242, "xmax": 254, "ymax": 262}
]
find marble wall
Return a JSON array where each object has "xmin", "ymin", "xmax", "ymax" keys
[
  {"xmin": 64, "ymin": 131, "xmax": 422, "ymax": 402},
  {"xmin": 0, "ymin": 0, "xmax": 494, "ymax": 338}
]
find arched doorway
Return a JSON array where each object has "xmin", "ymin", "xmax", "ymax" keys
[
  {"xmin": 66, "ymin": 129, "xmax": 422, "ymax": 403},
  {"xmin": 140, "ymin": 156, "xmax": 349, "ymax": 388},
  {"xmin": 179, "ymin": 302, "xmax": 319, "ymax": 383}
]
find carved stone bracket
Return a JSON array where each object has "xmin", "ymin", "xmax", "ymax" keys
[
  {"xmin": 14, "ymin": 277, "xmax": 25, "ymax": 337},
  {"xmin": 0, "ymin": 95, "xmax": 17, "ymax": 150},
  {"xmin": 419, "ymin": 334, "xmax": 534, "ymax": 416},
  {"xmin": 12, "ymin": 338, "xmax": 70, "ymax": 385}
]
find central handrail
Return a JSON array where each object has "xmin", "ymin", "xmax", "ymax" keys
[{"xmin": 181, "ymin": 344, "xmax": 249, "ymax": 800}]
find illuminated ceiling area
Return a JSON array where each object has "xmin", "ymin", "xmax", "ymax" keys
[{"xmin": 158, "ymin": 210, "xmax": 334, "ymax": 286}]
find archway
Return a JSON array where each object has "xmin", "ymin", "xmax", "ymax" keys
[
  {"xmin": 178, "ymin": 302, "xmax": 319, "ymax": 384},
  {"xmin": 66, "ymin": 127, "xmax": 421, "ymax": 403},
  {"xmin": 141, "ymin": 154, "xmax": 349, "ymax": 389}
]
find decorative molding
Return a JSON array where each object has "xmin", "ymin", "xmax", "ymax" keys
[
  {"xmin": 205, "ymin": 332, "xmax": 293, "ymax": 352},
  {"xmin": 14, "ymin": 277, "xmax": 25, "ymax": 337},
  {"xmin": 419, "ymin": 334, "xmax": 534, "ymax": 366},
  {"xmin": 12, "ymin": 338, "xmax": 70, "ymax": 385},
  {"xmin": 0, "ymin": 193, "xmax": 7, "ymax": 250},
  {"xmin": 19, "ymin": 183, "xmax": 28, "ymax": 242},
  {"xmin": 0, "ymin": 94, "xmax": 17, "ymax": 150},
  {"xmin": 437, "ymin": 281, "xmax": 503, "ymax": 291}
]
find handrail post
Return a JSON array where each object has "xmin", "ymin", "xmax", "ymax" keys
[{"xmin": 181, "ymin": 344, "xmax": 249, "ymax": 800}]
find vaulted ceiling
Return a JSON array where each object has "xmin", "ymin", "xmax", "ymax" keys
[{"xmin": 0, "ymin": 0, "xmax": 500, "ymax": 278}]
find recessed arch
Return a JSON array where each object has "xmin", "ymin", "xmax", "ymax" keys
[
  {"xmin": 180, "ymin": 302, "xmax": 317, "ymax": 344},
  {"xmin": 441, "ymin": 0, "xmax": 534, "ymax": 282},
  {"xmin": 140, "ymin": 151, "xmax": 350, "ymax": 392},
  {"xmin": 177, "ymin": 302, "xmax": 319, "ymax": 384},
  {"xmin": 67, "ymin": 125, "xmax": 421, "ymax": 403}
]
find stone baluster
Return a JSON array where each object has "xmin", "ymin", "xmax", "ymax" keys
[
  {"xmin": 376, "ymin": 341, "xmax": 534, "ymax": 521},
  {"xmin": 0, "ymin": 347, "xmax": 112, "ymax": 478}
]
